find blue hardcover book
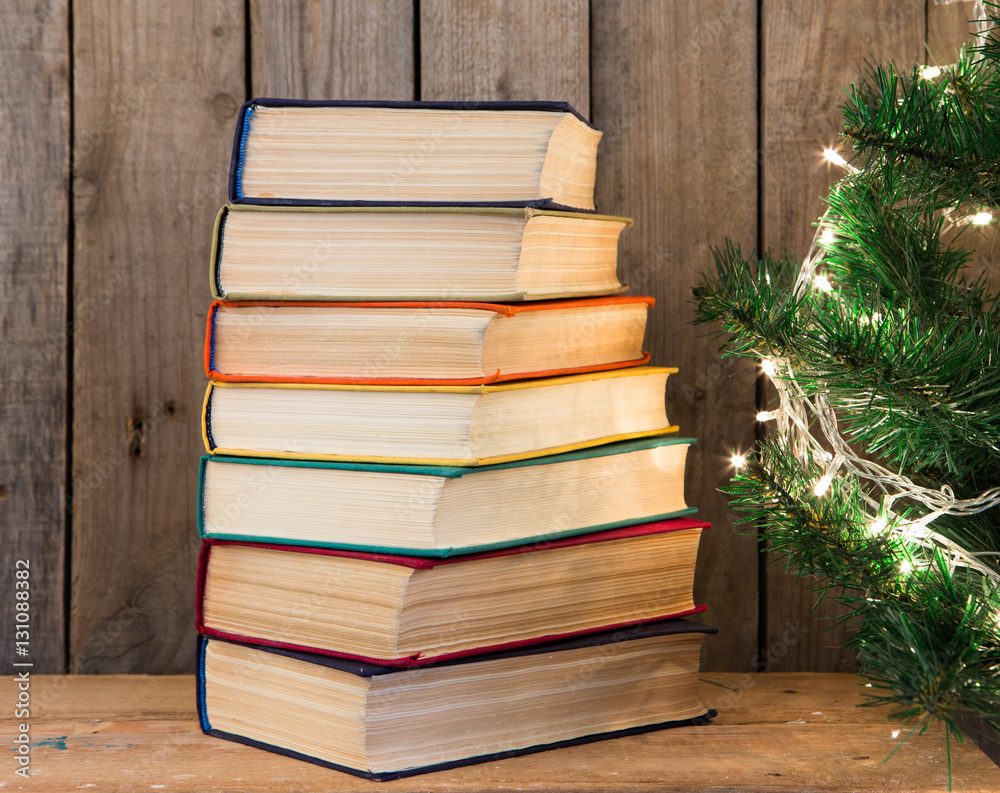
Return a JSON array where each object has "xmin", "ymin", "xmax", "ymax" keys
[
  {"xmin": 197, "ymin": 435, "xmax": 697, "ymax": 556},
  {"xmin": 229, "ymin": 99, "xmax": 602, "ymax": 210},
  {"xmin": 197, "ymin": 619, "xmax": 718, "ymax": 780}
]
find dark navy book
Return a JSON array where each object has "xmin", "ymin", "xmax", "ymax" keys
[
  {"xmin": 197, "ymin": 618, "xmax": 717, "ymax": 781},
  {"xmin": 229, "ymin": 99, "xmax": 603, "ymax": 211}
]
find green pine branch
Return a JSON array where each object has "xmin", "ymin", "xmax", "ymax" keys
[
  {"xmin": 693, "ymin": 1, "xmax": 1000, "ymax": 761},
  {"xmin": 725, "ymin": 442, "xmax": 1000, "ymax": 737}
]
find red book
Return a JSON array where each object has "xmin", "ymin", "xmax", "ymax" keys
[{"xmin": 197, "ymin": 518, "xmax": 708, "ymax": 666}]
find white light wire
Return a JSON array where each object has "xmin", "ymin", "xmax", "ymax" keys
[{"xmin": 760, "ymin": 141, "xmax": 1000, "ymax": 582}]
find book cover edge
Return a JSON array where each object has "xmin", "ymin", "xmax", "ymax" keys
[
  {"xmin": 197, "ymin": 507, "xmax": 700, "ymax": 558},
  {"xmin": 199, "ymin": 615, "xmax": 717, "ymax": 672},
  {"xmin": 201, "ymin": 434, "xmax": 696, "ymax": 477},
  {"xmin": 206, "ymin": 426, "xmax": 680, "ymax": 467},
  {"xmin": 204, "ymin": 517, "xmax": 710, "ymax": 569},
  {"xmin": 199, "ymin": 709, "xmax": 719, "ymax": 781}
]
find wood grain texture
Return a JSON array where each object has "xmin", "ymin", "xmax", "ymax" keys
[
  {"xmin": 251, "ymin": 0, "xmax": 414, "ymax": 99},
  {"xmin": 0, "ymin": 0, "xmax": 70, "ymax": 673},
  {"xmin": 761, "ymin": 0, "xmax": 926, "ymax": 672},
  {"xmin": 419, "ymin": 0, "xmax": 589, "ymax": 116},
  {"xmin": 70, "ymin": 0, "xmax": 244, "ymax": 673},
  {"xmin": 927, "ymin": 0, "xmax": 982, "ymax": 62},
  {"xmin": 5, "ymin": 673, "xmax": 998, "ymax": 790},
  {"xmin": 591, "ymin": 1, "xmax": 759, "ymax": 673}
]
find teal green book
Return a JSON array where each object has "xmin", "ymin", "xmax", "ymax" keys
[{"xmin": 198, "ymin": 435, "xmax": 696, "ymax": 556}]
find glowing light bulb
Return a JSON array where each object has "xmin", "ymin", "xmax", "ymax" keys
[
  {"xmin": 919, "ymin": 65, "xmax": 941, "ymax": 79},
  {"xmin": 756, "ymin": 410, "xmax": 778, "ymax": 422},
  {"xmin": 761, "ymin": 358, "xmax": 777, "ymax": 377},
  {"xmin": 731, "ymin": 454, "xmax": 747, "ymax": 469},
  {"xmin": 823, "ymin": 148, "xmax": 848, "ymax": 167},
  {"xmin": 973, "ymin": 211, "xmax": 993, "ymax": 225},
  {"xmin": 867, "ymin": 515, "xmax": 888, "ymax": 536},
  {"xmin": 820, "ymin": 228, "xmax": 835, "ymax": 244},
  {"xmin": 891, "ymin": 729, "xmax": 901, "ymax": 739},
  {"xmin": 814, "ymin": 274, "xmax": 834, "ymax": 292},
  {"xmin": 813, "ymin": 475, "xmax": 833, "ymax": 497},
  {"xmin": 900, "ymin": 559, "xmax": 913, "ymax": 576}
]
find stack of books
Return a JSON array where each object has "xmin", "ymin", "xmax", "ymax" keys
[{"xmin": 195, "ymin": 99, "xmax": 716, "ymax": 780}]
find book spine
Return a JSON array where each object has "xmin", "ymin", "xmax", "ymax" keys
[
  {"xmin": 201, "ymin": 383, "xmax": 216, "ymax": 452},
  {"xmin": 196, "ymin": 457, "xmax": 209, "ymax": 538},
  {"xmin": 232, "ymin": 104, "xmax": 254, "ymax": 201},
  {"xmin": 194, "ymin": 542, "xmax": 211, "ymax": 637},
  {"xmin": 195, "ymin": 635, "xmax": 211, "ymax": 732},
  {"xmin": 209, "ymin": 205, "xmax": 228, "ymax": 300},
  {"xmin": 227, "ymin": 101, "xmax": 254, "ymax": 203},
  {"xmin": 203, "ymin": 303, "xmax": 219, "ymax": 379}
]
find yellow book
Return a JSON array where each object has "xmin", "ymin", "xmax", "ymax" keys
[{"xmin": 203, "ymin": 366, "xmax": 678, "ymax": 466}]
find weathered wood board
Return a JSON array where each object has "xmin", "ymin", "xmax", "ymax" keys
[
  {"xmin": 0, "ymin": 0, "xmax": 70, "ymax": 673},
  {"xmin": 70, "ymin": 0, "xmax": 244, "ymax": 672},
  {"xmin": 591, "ymin": 0, "xmax": 760, "ymax": 673},
  {"xmin": 760, "ymin": 0, "xmax": 925, "ymax": 672}
]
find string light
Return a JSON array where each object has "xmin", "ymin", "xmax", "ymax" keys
[
  {"xmin": 867, "ymin": 514, "xmax": 889, "ymax": 536},
  {"xmin": 813, "ymin": 474, "xmax": 834, "ymax": 497},
  {"xmin": 820, "ymin": 228, "xmax": 836, "ymax": 244},
  {"xmin": 747, "ymin": 146, "xmax": 1000, "ymax": 586},
  {"xmin": 919, "ymin": 65, "xmax": 941, "ymax": 79},
  {"xmin": 757, "ymin": 410, "xmax": 778, "ymax": 422},
  {"xmin": 814, "ymin": 274, "xmax": 834, "ymax": 292},
  {"xmin": 740, "ymin": 144, "xmax": 1000, "ymax": 595},
  {"xmin": 972, "ymin": 211, "xmax": 993, "ymax": 225},
  {"xmin": 891, "ymin": 729, "xmax": 901, "ymax": 739},
  {"xmin": 900, "ymin": 559, "xmax": 914, "ymax": 576},
  {"xmin": 822, "ymin": 148, "xmax": 859, "ymax": 174},
  {"xmin": 824, "ymin": 148, "xmax": 848, "ymax": 167}
]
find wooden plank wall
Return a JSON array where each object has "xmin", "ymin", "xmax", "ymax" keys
[
  {"xmin": 760, "ymin": 0, "xmax": 926, "ymax": 672},
  {"xmin": 0, "ymin": 0, "xmax": 985, "ymax": 674},
  {"xmin": 1, "ymin": 0, "xmax": 70, "ymax": 672}
]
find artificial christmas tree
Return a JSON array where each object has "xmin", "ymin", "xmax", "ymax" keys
[{"xmin": 695, "ymin": 1, "xmax": 1000, "ymax": 773}]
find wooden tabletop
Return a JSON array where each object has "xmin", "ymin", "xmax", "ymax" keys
[{"xmin": 3, "ymin": 672, "xmax": 998, "ymax": 792}]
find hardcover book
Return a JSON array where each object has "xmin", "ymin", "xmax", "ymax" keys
[
  {"xmin": 198, "ymin": 435, "xmax": 696, "ymax": 555},
  {"xmin": 204, "ymin": 296, "xmax": 653, "ymax": 385},
  {"xmin": 197, "ymin": 518, "xmax": 708, "ymax": 664},
  {"xmin": 198, "ymin": 620, "xmax": 718, "ymax": 780},
  {"xmin": 202, "ymin": 367, "xmax": 678, "ymax": 465},
  {"xmin": 229, "ymin": 99, "xmax": 602, "ymax": 210},
  {"xmin": 211, "ymin": 204, "xmax": 631, "ymax": 302}
]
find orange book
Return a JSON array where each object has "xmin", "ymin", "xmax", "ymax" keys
[{"xmin": 204, "ymin": 296, "xmax": 653, "ymax": 385}]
